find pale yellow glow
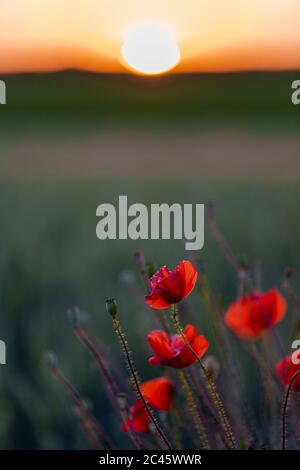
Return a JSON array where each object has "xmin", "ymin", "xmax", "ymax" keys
[
  {"xmin": 1, "ymin": 1, "xmax": 300, "ymax": 73},
  {"xmin": 121, "ymin": 23, "xmax": 180, "ymax": 75}
]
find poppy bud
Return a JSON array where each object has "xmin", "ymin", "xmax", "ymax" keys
[
  {"xmin": 119, "ymin": 270, "xmax": 135, "ymax": 285},
  {"xmin": 44, "ymin": 350, "xmax": 58, "ymax": 368},
  {"xmin": 117, "ymin": 393, "xmax": 127, "ymax": 410},
  {"xmin": 148, "ymin": 421, "xmax": 156, "ymax": 433},
  {"xmin": 284, "ymin": 267, "xmax": 294, "ymax": 280},
  {"xmin": 106, "ymin": 298, "xmax": 118, "ymax": 318},
  {"xmin": 67, "ymin": 306, "xmax": 80, "ymax": 325},
  {"xmin": 238, "ymin": 254, "xmax": 249, "ymax": 270}
]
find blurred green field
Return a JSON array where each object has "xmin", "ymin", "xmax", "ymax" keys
[
  {"xmin": 1, "ymin": 71, "xmax": 300, "ymax": 132},
  {"xmin": 0, "ymin": 177, "xmax": 299, "ymax": 448},
  {"xmin": 0, "ymin": 72, "xmax": 299, "ymax": 449}
]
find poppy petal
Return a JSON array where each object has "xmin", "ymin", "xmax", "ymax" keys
[
  {"xmin": 184, "ymin": 324, "xmax": 197, "ymax": 342},
  {"xmin": 148, "ymin": 330, "xmax": 174, "ymax": 359},
  {"xmin": 145, "ymin": 260, "xmax": 198, "ymax": 311},
  {"xmin": 225, "ymin": 288, "xmax": 287, "ymax": 339},
  {"xmin": 177, "ymin": 260, "xmax": 198, "ymax": 297},
  {"xmin": 122, "ymin": 400, "xmax": 149, "ymax": 433},
  {"xmin": 145, "ymin": 291, "xmax": 173, "ymax": 310},
  {"xmin": 276, "ymin": 355, "xmax": 300, "ymax": 391},
  {"xmin": 191, "ymin": 335, "xmax": 209, "ymax": 359},
  {"xmin": 140, "ymin": 377, "xmax": 173, "ymax": 410}
]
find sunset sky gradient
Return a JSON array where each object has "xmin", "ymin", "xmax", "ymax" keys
[{"xmin": 1, "ymin": 0, "xmax": 300, "ymax": 73}]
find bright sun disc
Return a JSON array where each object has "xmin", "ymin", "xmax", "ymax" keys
[{"xmin": 121, "ymin": 22, "xmax": 181, "ymax": 75}]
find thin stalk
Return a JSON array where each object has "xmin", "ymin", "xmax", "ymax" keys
[
  {"xmin": 206, "ymin": 202, "xmax": 240, "ymax": 272},
  {"xmin": 169, "ymin": 405, "xmax": 183, "ymax": 450},
  {"xmin": 281, "ymin": 370, "xmax": 300, "ymax": 450},
  {"xmin": 187, "ymin": 368, "xmax": 231, "ymax": 448},
  {"xmin": 111, "ymin": 315, "xmax": 172, "ymax": 450},
  {"xmin": 72, "ymin": 322, "xmax": 141, "ymax": 449},
  {"xmin": 199, "ymin": 272, "xmax": 227, "ymax": 358},
  {"xmin": 206, "ymin": 202, "xmax": 252, "ymax": 292},
  {"xmin": 282, "ymin": 268, "xmax": 300, "ymax": 315},
  {"xmin": 208, "ymin": 203, "xmax": 285, "ymax": 361},
  {"xmin": 155, "ymin": 311, "xmax": 172, "ymax": 335},
  {"xmin": 73, "ymin": 323, "xmax": 119, "ymax": 397},
  {"xmin": 188, "ymin": 368, "xmax": 217, "ymax": 421},
  {"xmin": 49, "ymin": 364, "xmax": 113, "ymax": 450},
  {"xmin": 117, "ymin": 393, "xmax": 143, "ymax": 450},
  {"xmin": 178, "ymin": 369, "xmax": 210, "ymax": 449},
  {"xmin": 200, "ymin": 273, "xmax": 257, "ymax": 444},
  {"xmin": 172, "ymin": 304, "xmax": 237, "ymax": 449},
  {"xmin": 297, "ymin": 387, "xmax": 300, "ymax": 449}
]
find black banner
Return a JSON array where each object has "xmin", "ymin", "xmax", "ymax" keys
[{"xmin": 0, "ymin": 450, "xmax": 299, "ymax": 467}]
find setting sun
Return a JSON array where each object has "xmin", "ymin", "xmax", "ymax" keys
[
  {"xmin": 1, "ymin": 1, "xmax": 300, "ymax": 73},
  {"xmin": 121, "ymin": 22, "xmax": 181, "ymax": 75}
]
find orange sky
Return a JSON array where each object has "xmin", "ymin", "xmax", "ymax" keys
[{"xmin": 1, "ymin": 0, "xmax": 300, "ymax": 73}]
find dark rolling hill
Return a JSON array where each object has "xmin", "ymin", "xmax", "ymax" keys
[{"xmin": 0, "ymin": 71, "xmax": 299, "ymax": 132}]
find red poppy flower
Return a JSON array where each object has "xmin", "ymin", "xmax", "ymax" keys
[
  {"xmin": 276, "ymin": 354, "xmax": 300, "ymax": 390},
  {"xmin": 145, "ymin": 260, "xmax": 198, "ymax": 310},
  {"xmin": 224, "ymin": 288, "xmax": 286, "ymax": 339},
  {"xmin": 148, "ymin": 324, "xmax": 209, "ymax": 369},
  {"xmin": 122, "ymin": 377, "xmax": 173, "ymax": 433}
]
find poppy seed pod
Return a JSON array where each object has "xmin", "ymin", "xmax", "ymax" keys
[
  {"xmin": 67, "ymin": 306, "xmax": 81, "ymax": 325},
  {"xmin": 44, "ymin": 351, "xmax": 58, "ymax": 368},
  {"xmin": 106, "ymin": 298, "xmax": 118, "ymax": 318}
]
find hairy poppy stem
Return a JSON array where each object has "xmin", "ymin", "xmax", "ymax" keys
[
  {"xmin": 199, "ymin": 272, "xmax": 257, "ymax": 444},
  {"xmin": 46, "ymin": 354, "xmax": 113, "ymax": 450},
  {"xmin": 281, "ymin": 370, "xmax": 300, "ymax": 450},
  {"xmin": 169, "ymin": 405, "xmax": 183, "ymax": 450},
  {"xmin": 110, "ymin": 313, "xmax": 172, "ymax": 450},
  {"xmin": 172, "ymin": 304, "xmax": 237, "ymax": 450},
  {"xmin": 178, "ymin": 369, "xmax": 210, "ymax": 449}
]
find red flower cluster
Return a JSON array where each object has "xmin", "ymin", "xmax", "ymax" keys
[
  {"xmin": 276, "ymin": 354, "xmax": 300, "ymax": 390},
  {"xmin": 224, "ymin": 288, "xmax": 286, "ymax": 339},
  {"xmin": 122, "ymin": 377, "xmax": 173, "ymax": 433},
  {"xmin": 148, "ymin": 324, "xmax": 209, "ymax": 369},
  {"xmin": 145, "ymin": 260, "xmax": 198, "ymax": 310}
]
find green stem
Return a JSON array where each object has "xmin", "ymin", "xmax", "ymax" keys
[
  {"xmin": 178, "ymin": 369, "xmax": 210, "ymax": 449},
  {"xmin": 111, "ymin": 316, "xmax": 172, "ymax": 450},
  {"xmin": 172, "ymin": 304, "xmax": 237, "ymax": 450}
]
